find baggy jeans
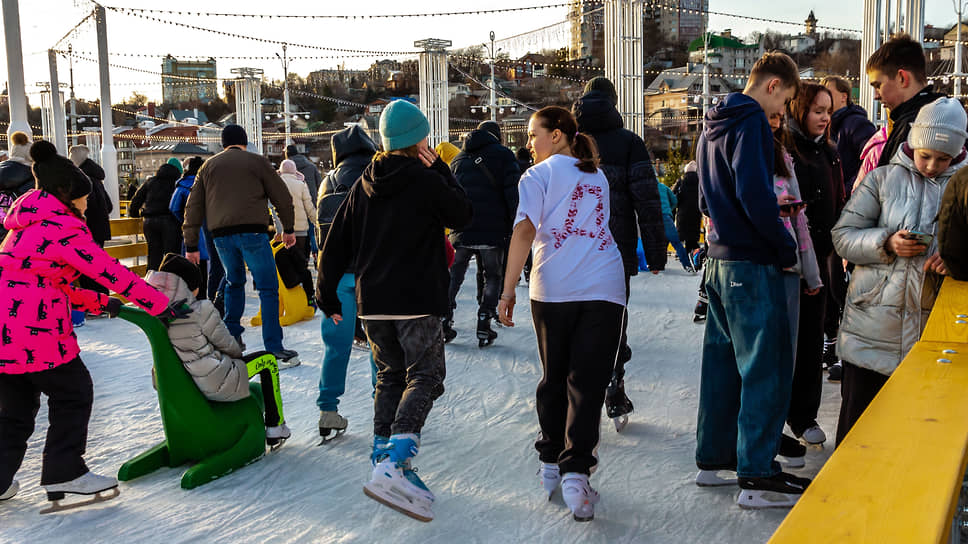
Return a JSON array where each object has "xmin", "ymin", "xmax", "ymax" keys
[{"xmin": 214, "ymin": 233, "xmax": 284, "ymax": 353}]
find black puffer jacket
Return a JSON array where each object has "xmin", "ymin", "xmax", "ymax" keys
[
  {"xmin": 830, "ymin": 104, "xmax": 877, "ymax": 194},
  {"xmin": 129, "ymin": 163, "xmax": 181, "ymax": 218},
  {"xmin": 789, "ymin": 120, "xmax": 846, "ymax": 259},
  {"xmin": 673, "ymin": 171, "xmax": 701, "ymax": 251},
  {"xmin": 573, "ymin": 90, "xmax": 667, "ymax": 274},
  {"xmin": 290, "ymin": 153, "xmax": 322, "ymax": 203},
  {"xmin": 878, "ymin": 85, "xmax": 946, "ymax": 168},
  {"xmin": 449, "ymin": 129, "xmax": 519, "ymax": 247},
  {"xmin": 0, "ymin": 160, "xmax": 33, "ymax": 195},
  {"xmin": 79, "ymin": 158, "xmax": 113, "ymax": 243}
]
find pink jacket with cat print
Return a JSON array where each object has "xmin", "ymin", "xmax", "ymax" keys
[{"xmin": 0, "ymin": 189, "xmax": 169, "ymax": 374}]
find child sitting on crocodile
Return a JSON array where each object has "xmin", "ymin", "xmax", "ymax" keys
[{"xmin": 146, "ymin": 253, "xmax": 291, "ymax": 448}]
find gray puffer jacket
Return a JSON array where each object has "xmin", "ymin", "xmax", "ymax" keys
[
  {"xmin": 145, "ymin": 271, "xmax": 249, "ymax": 401},
  {"xmin": 832, "ymin": 146, "xmax": 966, "ymax": 376}
]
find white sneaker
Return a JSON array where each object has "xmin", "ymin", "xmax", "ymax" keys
[
  {"xmin": 45, "ymin": 471, "xmax": 118, "ymax": 497},
  {"xmin": 0, "ymin": 480, "xmax": 19, "ymax": 500},
  {"xmin": 560, "ymin": 473, "xmax": 600, "ymax": 522},
  {"xmin": 800, "ymin": 425, "xmax": 826, "ymax": 445},
  {"xmin": 538, "ymin": 463, "xmax": 561, "ymax": 500},
  {"xmin": 695, "ymin": 469, "xmax": 738, "ymax": 487}
]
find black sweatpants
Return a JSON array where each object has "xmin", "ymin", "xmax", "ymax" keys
[
  {"xmin": 532, "ymin": 299, "xmax": 624, "ymax": 475},
  {"xmin": 824, "ymin": 253, "xmax": 847, "ymax": 339},
  {"xmin": 143, "ymin": 215, "xmax": 184, "ymax": 271},
  {"xmin": 835, "ymin": 361, "xmax": 890, "ymax": 446},
  {"xmin": 0, "ymin": 357, "xmax": 93, "ymax": 489},
  {"xmin": 787, "ymin": 252, "xmax": 831, "ymax": 436}
]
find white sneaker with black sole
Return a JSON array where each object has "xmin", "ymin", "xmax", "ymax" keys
[{"xmin": 736, "ymin": 472, "xmax": 811, "ymax": 509}]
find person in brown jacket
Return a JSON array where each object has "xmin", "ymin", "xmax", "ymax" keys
[{"xmin": 183, "ymin": 124, "xmax": 300, "ymax": 366}]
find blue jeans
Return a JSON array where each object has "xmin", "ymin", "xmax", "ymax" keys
[
  {"xmin": 214, "ymin": 233, "xmax": 283, "ymax": 353},
  {"xmin": 203, "ymin": 223, "xmax": 225, "ymax": 303},
  {"xmin": 663, "ymin": 214, "xmax": 692, "ymax": 270},
  {"xmin": 317, "ymin": 273, "xmax": 377, "ymax": 411},
  {"xmin": 695, "ymin": 258, "xmax": 792, "ymax": 478}
]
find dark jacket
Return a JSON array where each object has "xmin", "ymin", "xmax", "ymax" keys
[
  {"xmin": 788, "ymin": 119, "xmax": 846, "ymax": 259},
  {"xmin": 697, "ymin": 93, "xmax": 796, "ymax": 267},
  {"xmin": 129, "ymin": 163, "xmax": 182, "ymax": 219},
  {"xmin": 449, "ymin": 129, "xmax": 519, "ymax": 247},
  {"xmin": 878, "ymin": 85, "xmax": 946, "ymax": 168},
  {"xmin": 830, "ymin": 104, "xmax": 877, "ymax": 195},
  {"xmin": 79, "ymin": 158, "xmax": 112, "ymax": 244},
  {"xmin": 673, "ymin": 171, "xmax": 701, "ymax": 250},
  {"xmin": 290, "ymin": 153, "xmax": 322, "ymax": 203},
  {"xmin": 317, "ymin": 155, "xmax": 472, "ymax": 318},
  {"xmin": 940, "ymin": 166, "xmax": 968, "ymax": 281},
  {"xmin": 573, "ymin": 91, "xmax": 667, "ymax": 274},
  {"xmin": 0, "ymin": 160, "xmax": 33, "ymax": 195}
]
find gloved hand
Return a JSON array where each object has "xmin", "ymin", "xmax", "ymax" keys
[
  {"xmin": 104, "ymin": 297, "xmax": 123, "ymax": 318},
  {"xmin": 156, "ymin": 298, "xmax": 193, "ymax": 326}
]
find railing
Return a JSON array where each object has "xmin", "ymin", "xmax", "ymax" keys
[
  {"xmin": 769, "ymin": 278, "xmax": 968, "ymax": 544},
  {"xmin": 106, "ymin": 217, "xmax": 147, "ymax": 277}
]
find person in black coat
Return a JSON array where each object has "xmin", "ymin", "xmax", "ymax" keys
[
  {"xmin": 129, "ymin": 163, "xmax": 183, "ymax": 271},
  {"xmin": 572, "ymin": 77, "xmax": 667, "ymax": 418},
  {"xmin": 446, "ymin": 121, "xmax": 520, "ymax": 345},
  {"xmin": 821, "ymin": 76, "xmax": 877, "ymax": 196},
  {"xmin": 0, "ymin": 133, "xmax": 34, "ymax": 240},
  {"xmin": 70, "ymin": 145, "xmax": 115, "ymax": 298},
  {"xmin": 673, "ymin": 161, "xmax": 701, "ymax": 253}
]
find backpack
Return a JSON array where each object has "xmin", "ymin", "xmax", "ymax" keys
[{"xmin": 316, "ymin": 189, "xmax": 349, "ymax": 243}]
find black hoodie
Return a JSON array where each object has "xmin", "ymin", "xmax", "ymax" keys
[
  {"xmin": 449, "ymin": 128, "xmax": 520, "ymax": 247},
  {"xmin": 129, "ymin": 163, "xmax": 181, "ymax": 218},
  {"xmin": 317, "ymin": 155, "xmax": 472, "ymax": 317},
  {"xmin": 573, "ymin": 90, "xmax": 667, "ymax": 274},
  {"xmin": 878, "ymin": 85, "xmax": 946, "ymax": 168},
  {"xmin": 830, "ymin": 103, "xmax": 876, "ymax": 194}
]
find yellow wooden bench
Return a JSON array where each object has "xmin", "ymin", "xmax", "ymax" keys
[
  {"xmin": 106, "ymin": 217, "xmax": 148, "ymax": 277},
  {"xmin": 119, "ymin": 199, "xmax": 130, "ymax": 217},
  {"xmin": 769, "ymin": 279, "xmax": 968, "ymax": 544}
]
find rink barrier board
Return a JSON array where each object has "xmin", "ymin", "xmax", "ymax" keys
[
  {"xmin": 770, "ymin": 278, "xmax": 968, "ymax": 544},
  {"xmin": 108, "ymin": 217, "xmax": 149, "ymax": 280}
]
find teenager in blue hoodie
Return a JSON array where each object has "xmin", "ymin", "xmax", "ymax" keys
[{"xmin": 693, "ymin": 52, "xmax": 811, "ymax": 509}]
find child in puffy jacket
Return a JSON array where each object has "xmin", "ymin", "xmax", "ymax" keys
[
  {"xmin": 146, "ymin": 253, "xmax": 291, "ymax": 447},
  {"xmin": 0, "ymin": 141, "xmax": 177, "ymax": 506}
]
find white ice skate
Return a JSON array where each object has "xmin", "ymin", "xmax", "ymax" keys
[
  {"xmin": 561, "ymin": 473, "xmax": 600, "ymax": 522},
  {"xmin": 318, "ymin": 411, "xmax": 348, "ymax": 443},
  {"xmin": 695, "ymin": 469, "xmax": 738, "ymax": 487},
  {"xmin": 736, "ymin": 472, "xmax": 810, "ymax": 510},
  {"xmin": 41, "ymin": 471, "xmax": 120, "ymax": 514},
  {"xmin": 538, "ymin": 463, "xmax": 561, "ymax": 500},
  {"xmin": 266, "ymin": 423, "xmax": 292, "ymax": 451},
  {"xmin": 273, "ymin": 349, "xmax": 301, "ymax": 370},
  {"xmin": 0, "ymin": 480, "xmax": 19, "ymax": 500},
  {"xmin": 363, "ymin": 458, "xmax": 434, "ymax": 522}
]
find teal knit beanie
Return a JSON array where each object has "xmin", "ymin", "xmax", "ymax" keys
[
  {"xmin": 380, "ymin": 100, "xmax": 430, "ymax": 152},
  {"xmin": 166, "ymin": 157, "xmax": 184, "ymax": 175}
]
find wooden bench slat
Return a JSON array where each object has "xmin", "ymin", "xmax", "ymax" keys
[
  {"xmin": 110, "ymin": 217, "xmax": 144, "ymax": 237},
  {"xmin": 105, "ymin": 242, "xmax": 148, "ymax": 260},
  {"xmin": 127, "ymin": 264, "xmax": 147, "ymax": 277}
]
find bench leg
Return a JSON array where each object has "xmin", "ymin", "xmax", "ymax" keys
[
  {"xmin": 179, "ymin": 424, "xmax": 266, "ymax": 490},
  {"xmin": 118, "ymin": 441, "xmax": 171, "ymax": 482}
]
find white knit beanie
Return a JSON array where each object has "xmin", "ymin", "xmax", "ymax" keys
[{"xmin": 907, "ymin": 97, "xmax": 968, "ymax": 158}]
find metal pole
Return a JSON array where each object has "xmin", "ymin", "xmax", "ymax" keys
[
  {"xmin": 957, "ymin": 2, "xmax": 964, "ymax": 99},
  {"xmin": 95, "ymin": 5, "xmax": 119, "ymax": 218},
  {"xmin": 702, "ymin": 31, "xmax": 710, "ymax": 122},
  {"xmin": 861, "ymin": 0, "xmax": 884, "ymax": 124},
  {"xmin": 282, "ymin": 44, "xmax": 291, "ymax": 146},
  {"xmin": 2, "ymin": 0, "xmax": 32, "ymax": 139},
  {"xmin": 47, "ymin": 50, "xmax": 67, "ymax": 155},
  {"xmin": 489, "ymin": 31, "xmax": 497, "ymax": 123},
  {"xmin": 68, "ymin": 44, "xmax": 77, "ymax": 147}
]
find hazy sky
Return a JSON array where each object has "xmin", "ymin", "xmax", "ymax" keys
[{"xmin": 0, "ymin": 0, "xmax": 959, "ymax": 104}]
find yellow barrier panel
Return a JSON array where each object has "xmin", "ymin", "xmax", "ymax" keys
[{"xmin": 769, "ymin": 279, "xmax": 968, "ymax": 544}]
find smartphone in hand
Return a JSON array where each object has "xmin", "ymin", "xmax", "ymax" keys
[
  {"xmin": 779, "ymin": 200, "xmax": 804, "ymax": 212},
  {"xmin": 902, "ymin": 230, "xmax": 935, "ymax": 246}
]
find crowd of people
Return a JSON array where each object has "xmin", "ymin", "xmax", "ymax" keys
[{"xmin": 0, "ymin": 31, "xmax": 967, "ymax": 526}]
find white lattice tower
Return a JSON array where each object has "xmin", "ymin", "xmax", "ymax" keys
[
  {"xmin": 604, "ymin": 0, "xmax": 645, "ymax": 138},
  {"xmin": 232, "ymin": 67, "xmax": 264, "ymax": 154},
  {"xmin": 415, "ymin": 39, "xmax": 452, "ymax": 148}
]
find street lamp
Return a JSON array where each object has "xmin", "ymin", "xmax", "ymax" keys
[
  {"xmin": 482, "ymin": 31, "xmax": 502, "ymax": 123},
  {"xmin": 275, "ymin": 44, "xmax": 292, "ymax": 146}
]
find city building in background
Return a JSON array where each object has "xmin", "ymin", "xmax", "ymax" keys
[{"xmin": 161, "ymin": 55, "xmax": 218, "ymax": 105}]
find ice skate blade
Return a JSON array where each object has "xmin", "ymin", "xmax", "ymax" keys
[
  {"xmin": 695, "ymin": 470, "xmax": 738, "ymax": 487},
  {"xmin": 799, "ymin": 439, "xmax": 825, "ymax": 450},
  {"xmin": 736, "ymin": 489, "xmax": 800, "ymax": 509},
  {"xmin": 40, "ymin": 487, "xmax": 120, "ymax": 514},
  {"xmin": 363, "ymin": 483, "xmax": 434, "ymax": 522},
  {"xmin": 317, "ymin": 428, "xmax": 346, "ymax": 445},
  {"xmin": 267, "ymin": 437, "xmax": 288, "ymax": 451},
  {"xmin": 573, "ymin": 511, "xmax": 594, "ymax": 522},
  {"xmin": 612, "ymin": 414, "xmax": 628, "ymax": 432}
]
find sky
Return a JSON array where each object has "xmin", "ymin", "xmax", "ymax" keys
[{"xmin": 0, "ymin": 0, "xmax": 960, "ymax": 104}]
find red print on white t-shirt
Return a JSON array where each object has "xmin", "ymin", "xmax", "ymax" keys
[{"xmin": 550, "ymin": 184, "xmax": 612, "ymax": 250}]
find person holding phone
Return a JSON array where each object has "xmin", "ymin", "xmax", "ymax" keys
[{"xmin": 832, "ymin": 97, "xmax": 967, "ymax": 444}]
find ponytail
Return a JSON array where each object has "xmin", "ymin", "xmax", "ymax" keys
[
  {"xmin": 532, "ymin": 106, "xmax": 600, "ymax": 174},
  {"xmin": 572, "ymin": 132, "xmax": 600, "ymax": 173}
]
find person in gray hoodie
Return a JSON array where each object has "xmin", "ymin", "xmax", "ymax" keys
[{"xmin": 146, "ymin": 253, "xmax": 292, "ymax": 448}]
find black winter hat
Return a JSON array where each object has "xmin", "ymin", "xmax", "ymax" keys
[
  {"xmin": 285, "ymin": 144, "xmax": 300, "ymax": 158},
  {"xmin": 221, "ymin": 124, "xmax": 248, "ymax": 148},
  {"xmin": 30, "ymin": 140, "xmax": 92, "ymax": 200},
  {"xmin": 159, "ymin": 253, "xmax": 201, "ymax": 292},
  {"xmin": 477, "ymin": 121, "xmax": 501, "ymax": 141},
  {"xmin": 583, "ymin": 76, "xmax": 618, "ymax": 106}
]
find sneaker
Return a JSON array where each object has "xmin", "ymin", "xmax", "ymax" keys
[
  {"xmin": 828, "ymin": 361, "xmax": 842, "ymax": 382},
  {"xmin": 0, "ymin": 480, "xmax": 19, "ymax": 500},
  {"xmin": 693, "ymin": 296, "xmax": 708, "ymax": 323},
  {"xmin": 561, "ymin": 473, "xmax": 600, "ymax": 522},
  {"xmin": 821, "ymin": 339, "xmax": 838, "ymax": 370},
  {"xmin": 273, "ymin": 349, "xmax": 300, "ymax": 369},
  {"xmin": 777, "ymin": 434, "xmax": 806, "ymax": 468},
  {"xmin": 736, "ymin": 472, "xmax": 811, "ymax": 509},
  {"xmin": 46, "ymin": 471, "xmax": 118, "ymax": 497},
  {"xmin": 318, "ymin": 411, "xmax": 348, "ymax": 439},
  {"xmin": 538, "ymin": 462, "xmax": 561, "ymax": 499},
  {"xmin": 798, "ymin": 424, "xmax": 826, "ymax": 445},
  {"xmin": 266, "ymin": 423, "xmax": 292, "ymax": 448},
  {"xmin": 476, "ymin": 312, "xmax": 497, "ymax": 347}
]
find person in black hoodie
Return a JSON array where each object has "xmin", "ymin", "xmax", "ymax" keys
[
  {"xmin": 129, "ymin": 162, "xmax": 183, "ymax": 271},
  {"xmin": 673, "ymin": 160, "xmax": 701, "ymax": 253},
  {"xmin": 446, "ymin": 120, "xmax": 520, "ymax": 346},
  {"xmin": 69, "ymin": 145, "xmax": 114, "ymax": 299},
  {"xmin": 314, "ymin": 124, "xmax": 378, "ymax": 440},
  {"xmin": 572, "ymin": 76, "xmax": 666, "ymax": 423},
  {"xmin": 318, "ymin": 100, "xmax": 471, "ymax": 518}
]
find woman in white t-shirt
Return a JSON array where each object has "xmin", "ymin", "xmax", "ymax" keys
[{"xmin": 497, "ymin": 106, "xmax": 626, "ymax": 522}]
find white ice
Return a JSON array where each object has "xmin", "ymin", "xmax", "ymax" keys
[{"xmin": 0, "ymin": 263, "xmax": 839, "ymax": 543}]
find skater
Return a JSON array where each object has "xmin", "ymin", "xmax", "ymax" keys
[
  {"xmin": 315, "ymin": 125, "xmax": 379, "ymax": 440},
  {"xmin": 693, "ymin": 52, "xmax": 811, "ymax": 508},
  {"xmin": 0, "ymin": 131, "xmax": 34, "ymax": 240},
  {"xmin": 276, "ymin": 159, "xmax": 316, "ymax": 263},
  {"xmin": 129, "ymin": 162, "xmax": 184, "ymax": 271},
  {"xmin": 0, "ymin": 141, "xmax": 181, "ymax": 511},
  {"xmin": 657, "ymin": 181, "xmax": 695, "ymax": 273},
  {"xmin": 673, "ymin": 161, "xmax": 702, "ymax": 255},
  {"xmin": 146, "ymin": 253, "xmax": 291, "ymax": 448},
  {"xmin": 498, "ymin": 106, "xmax": 626, "ymax": 522},
  {"xmin": 832, "ymin": 97, "xmax": 967, "ymax": 445},
  {"xmin": 318, "ymin": 100, "xmax": 472, "ymax": 521},
  {"xmin": 170, "ymin": 157, "xmax": 209, "ymax": 300},
  {"xmin": 446, "ymin": 120, "xmax": 520, "ymax": 346},
  {"xmin": 69, "ymin": 145, "xmax": 113, "ymax": 301},
  {"xmin": 182, "ymin": 125, "xmax": 300, "ymax": 366},
  {"xmin": 572, "ymin": 76, "xmax": 666, "ymax": 429}
]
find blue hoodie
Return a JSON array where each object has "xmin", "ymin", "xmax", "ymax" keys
[
  {"xmin": 697, "ymin": 93, "xmax": 796, "ymax": 267},
  {"xmin": 169, "ymin": 175, "xmax": 208, "ymax": 261}
]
